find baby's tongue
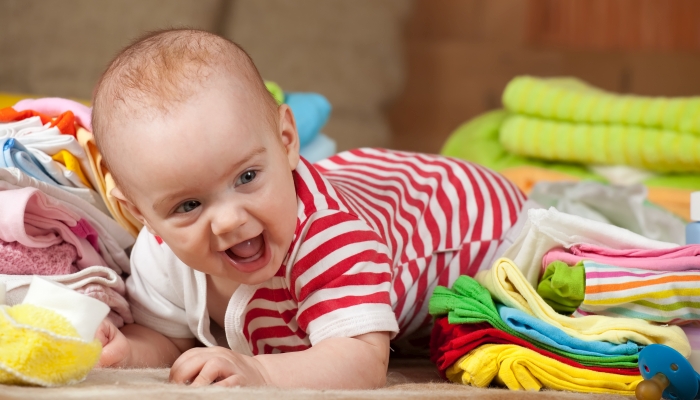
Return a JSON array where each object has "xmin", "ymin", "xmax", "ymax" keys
[{"xmin": 228, "ymin": 235, "xmax": 263, "ymax": 259}]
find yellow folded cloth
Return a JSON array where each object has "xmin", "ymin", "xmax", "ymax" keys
[
  {"xmin": 77, "ymin": 127, "xmax": 142, "ymax": 237},
  {"xmin": 52, "ymin": 150, "xmax": 93, "ymax": 189},
  {"xmin": 475, "ymin": 258, "xmax": 690, "ymax": 356},
  {"xmin": 0, "ymin": 304, "xmax": 102, "ymax": 386},
  {"xmin": 446, "ymin": 344, "xmax": 642, "ymax": 395}
]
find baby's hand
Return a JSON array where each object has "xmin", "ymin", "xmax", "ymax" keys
[
  {"xmin": 94, "ymin": 318, "xmax": 132, "ymax": 367},
  {"xmin": 170, "ymin": 347, "xmax": 269, "ymax": 387}
]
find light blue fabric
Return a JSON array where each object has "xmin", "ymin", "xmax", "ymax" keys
[
  {"xmin": 286, "ymin": 92, "xmax": 331, "ymax": 147},
  {"xmin": 497, "ymin": 304, "xmax": 641, "ymax": 357},
  {"xmin": 0, "ymin": 138, "xmax": 59, "ymax": 186},
  {"xmin": 300, "ymin": 133, "xmax": 336, "ymax": 164}
]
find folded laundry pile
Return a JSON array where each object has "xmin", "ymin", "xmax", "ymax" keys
[
  {"xmin": 429, "ymin": 207, "xmax": 696, "ymax": 395},
  {"xmin": 441, "ymin": 77, "xmax": 700, "ymax": 221}
]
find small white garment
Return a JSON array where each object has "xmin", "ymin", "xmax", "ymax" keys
[
  {"xmin": 0, "ymin": 168, "xmax": 133, "ymax": 274},
  {"xmin": 529, "ymin": 181, "xmax": 685, "ymax": 245},
  {"xmin": 0, "ymin": 266, "xmax": 125, "ymax": 306},
  {"xmin": 588, "ymin": 164, "xmax": 658, "ymax": 186},
  {"xmin": 21, "ymin": 277, "xmax": 109, "ymax": 342},
  {"xmin": 501, "ymin": 207, "xmax": 678, "ymax": 286}
]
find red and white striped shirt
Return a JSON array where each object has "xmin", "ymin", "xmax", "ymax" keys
[{"xmin": 126, "ymin": 149, "xmax": 525, "ymax": 355}]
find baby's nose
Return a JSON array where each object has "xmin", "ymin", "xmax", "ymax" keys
[{"xmin": 211, "ymin": 208, "xmax": 246, "ymax": 236}]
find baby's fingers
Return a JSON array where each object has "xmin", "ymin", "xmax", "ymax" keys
[{"xmin": 189, "ymin": 358, "xmax": 236, "ymax": 387}]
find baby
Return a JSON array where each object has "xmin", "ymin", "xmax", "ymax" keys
[{"xmin": 93, "ymin": 29, "xmax": 525, "ymax": 389}]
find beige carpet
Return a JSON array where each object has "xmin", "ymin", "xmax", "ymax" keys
[{"xmin": 0, "ymin": 359, "xmax": 635, "ymax": 400}]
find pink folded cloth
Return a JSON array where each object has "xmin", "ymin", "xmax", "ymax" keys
[
  {"xmin": 14, "ymin": 97, "xmax": 92, "ymax": 132},
  {"xmin": 0, "ymin": 187, "xmax": 107, "ymax": 269},
  {"xmin": 0, "ymin": 240, "xmax": 78, "ymax": 275},
  {"xmin": 542, "ymin": 244, "xmax": 700, "ymax": 272},
  {"xmin": 75, "ymin": 283, "xmax": 133, "ymax": 328}
]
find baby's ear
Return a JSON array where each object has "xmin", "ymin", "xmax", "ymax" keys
[
  {"xmin": 278, "ymin": 104, "xmax": 300, "ymax": 170},
  {"xmin": 110, "ymin": 187, "xmax": 157, "ymax": 236}
]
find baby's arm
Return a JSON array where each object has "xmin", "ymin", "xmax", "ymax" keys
[
  {"xmin": 97, "ymin": 318, "xmax": 197, "ymax": 368},
  {"xmin": 169, "ymin": 331, "xmax": 390, "ymax": 389}
]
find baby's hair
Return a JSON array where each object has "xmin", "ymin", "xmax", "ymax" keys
[{"xmin": 92, "ymin": 28, "xmax": 278, "ymax": 199}]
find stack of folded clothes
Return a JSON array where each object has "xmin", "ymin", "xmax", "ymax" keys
[
  {"xmin": 441, "ymin": 76, "xmax": 700, "ymax": 221},
  {"xmin": 428, "ymin": 207, "xmax": 697, "ymax": 395},
  {"xmin": 0, "ymin": 99, "xmax": 135, "ymax": 327}
]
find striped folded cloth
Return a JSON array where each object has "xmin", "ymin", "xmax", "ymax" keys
[
  {"xmin": 574, "ymin": 261, "xmax": 700, "ymax": 324},
  {"xmin": 502, "ymin": 76, "xmax": 700, "ymax": 136},
  {"xmin": 498, "ymin": 76, "xmax": 700, "ymax": 173}
]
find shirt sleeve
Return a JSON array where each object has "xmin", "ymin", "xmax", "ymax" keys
[
  {"xmin": 289, "ymin": 210, "xmax": 399, "ymax": 345},
  {"xmin": 126, "ymin": 229, "xmax": 195, "ymax": 339}
]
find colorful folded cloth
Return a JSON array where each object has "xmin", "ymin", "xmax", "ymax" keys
[
  {"xmin": 0, "ymin": 186, "xmax": 107, "ymax": 270},
  {"xmin": 428, "ymin": 274, "xmax": 639, "ymax": 367},
  {"xmin": 475, "ymin": 258, "xmax": 690, "ymax": 355},
  {"xmin": 27, "ymin": 147, "xmax": 90, "ymax": 189},
  {"xmin": 0, "ymin": 107, "xmax": 76, "ymax": 136},
  {"xmin": 499, "ymin": 115, "xmax": 700, "ymax": 173},
  {"xmin": 51, "ymin": 150, "xmax": 92, "ymax": 189},
  {"xmin": 0, "ymin": 168, "xmax": 133, "ymax": 275},
  {"xmin": 502, "ymin": 76, "xmax": 700, "ymax": 136},
  {"xmin": 430, "ymin": 317, "xmax": 640, "ymax": 376},
  {"xmin": 286, "ymin": 92, "xmax": 332, "ymax": 147},
  {"xmin": 498, "ymin": 303, "xmax": 639, "ymax": 357},
  {"xmin": 445, "ymin": 343, "xmax": 642, "ymax": 395},
  {"xmin": 77, "ymin": 127, "xmax": 142, "ymax": 237},
  {"xmin": 543, "ymin": 244, "xmax": 700, "ymax": 272},
  {"xmin": 0, "ymin": 240, "xmax": 78, "ymax": 275},
  {"xmin": 574, "ymin": 261, "xmax": 700, "ymax": 324},
  {"xmin": 0, "ymin": 138, "xmax": 61, "ymax": 186},
  {"xmin": 502, "ymin": 207, "xmax": 677, "ymax": 286},
  {"xmin": 537, "ymin": 260, "xmax": 585, "ymax": 314},
  {"xmin": 13, "ymin": 97, "xmax": 92, "ymax": 132}
]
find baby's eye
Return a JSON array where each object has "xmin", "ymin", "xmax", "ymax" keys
[
  {"xmin": 237, "ymin": 170, "xmax": 257, "ymax": 185},
  {"xmin": 175, "ymin": 200, "xmax": 201, "ymax": 213}
]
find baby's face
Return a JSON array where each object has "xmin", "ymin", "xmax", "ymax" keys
[{"xmin": 115, "ymin": 80, "xmax": 300, "ymax": 285}]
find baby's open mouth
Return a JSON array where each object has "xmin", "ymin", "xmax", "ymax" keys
[{"xmin": 225, "ymin": 234, "xmax": 264, "ymax": 263}]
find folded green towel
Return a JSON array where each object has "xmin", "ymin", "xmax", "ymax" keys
[
  {"xmin": 503, "ymin": 76, "xmax": 700, "ymax": 136},
  {"xmin": 537, "ymin": 261, "xmax": 585, "ymax": 314},
  {"xmin": 500, "ymin": 115, "xmax": 700, "ymax": 173}
]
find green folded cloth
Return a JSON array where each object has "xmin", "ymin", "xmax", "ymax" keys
[
  {"xmin": 428, "ymin": 275, "xmax": 638, "ymax": 368},
  {"xmin": 537, "ymin": 261, "xmax": 586, "ymax": 314},
  {"xmin": 503, "ymin": 76, "xmax": 700, "ymax": 136},
  {"xmin": 441, "ymin": 109, "xmax": 700, "ymax": 190},
  {"xmin": 500, "ymin": 115, "xmax": 700, "ymax": 173}
]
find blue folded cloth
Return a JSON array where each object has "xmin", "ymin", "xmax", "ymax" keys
[
  {"xmin": 286, "ymin": 92, "xmax": 332, "ymax": 147},
  {"xmin": 497, "ymin": 304, "xmax": 641, "ymax": 357},
  {"xmin": 300, "ymin": 133, "xmax": 336, "ymax": 164},
  {"xmin": 0, "ymin": 138, "xmax": 59, "ymax": 186}
]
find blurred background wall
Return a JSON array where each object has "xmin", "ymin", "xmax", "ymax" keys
[
  {"xmin": 2, "ymin": 0, "xmax": 700, "ymax": 154},
  {"xmin": 389, "ymin": 0, "xmax": 700, "ymax": 153}
]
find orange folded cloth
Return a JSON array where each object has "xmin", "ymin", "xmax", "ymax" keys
[{"xmin": 0, "ymin": 107, "xmax": 76, "ymax": 136}]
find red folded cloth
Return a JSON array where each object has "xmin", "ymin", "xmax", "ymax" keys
[
  {"xmin": 0, "ymin": 107, "xmax": 76, "ymax": 136},
  {"xmin": 429, "ymin": 317, "xmax": 640, "ymax": 378}
]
